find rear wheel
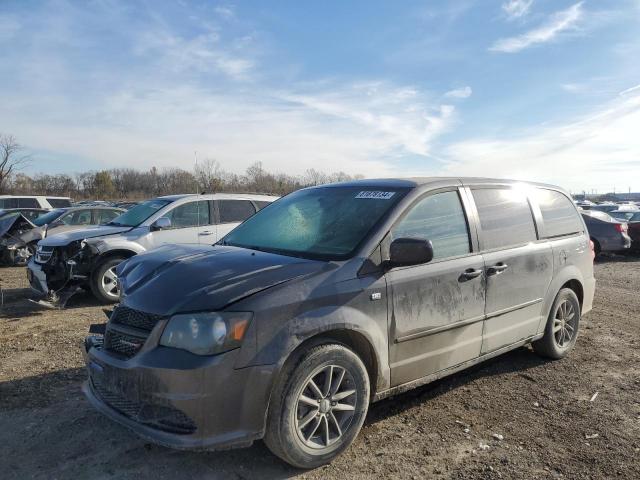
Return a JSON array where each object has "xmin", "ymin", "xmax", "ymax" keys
[
  {"xmin": 90, "ymin": 256, "xmax": 126, "ymax": 303},
  {"xmin": 591, "ymin": 238, "xmax": 601, "ymax": 257},
  {"xmin": 533, "ymin": 288, "xmax": 580, "ymax": 359},
  {"xmin": 264, "ymin": 343, "xmax": 370, "ymax": 469}
]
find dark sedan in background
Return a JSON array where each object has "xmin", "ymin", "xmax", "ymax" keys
[{"xmin": 581, "ymin": 210, "xmax": 631, "ymax": 256}]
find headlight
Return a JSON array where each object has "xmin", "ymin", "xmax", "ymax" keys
[{"xmin": 159, "ymin": 312, "xmax": 252, "ymax": 356}]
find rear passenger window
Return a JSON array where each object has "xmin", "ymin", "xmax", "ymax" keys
[
  {"xmin": 218, "ymin": 200, "xmax": 256, "ymax": 223},
  {"xmin": 17, "ymin": 198, "xmax": 39, "ymax": 208},
  {"xmin": 534, "ymin": 189, "xmax": 583, "ymax": 238},
  {"xmin": 391, "ymin": 191, "xmax": 471, "ymax": 260},
  {"xmin": 472, "ymin": 188, "xmax": 537, "ymax": 250}
]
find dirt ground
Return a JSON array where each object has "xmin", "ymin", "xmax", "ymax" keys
[{"xmin": 1, "ymin": 258, "xmax": 639, "ymax": 480}]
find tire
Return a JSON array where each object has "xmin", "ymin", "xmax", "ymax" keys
[
  {"xmin": 90, "ymin": 256, "xmax": 126, "ymax": 304},
  {"xmin": 264, "ymin": 343, "xmax": 370, "ymax": 469},
  {"xmin": 533, "ymin": 288, "xmax": 580, "ymax": 359},
  {"xmin": 591, "ymin": 238, "xmax": 601, "ymax": 257}
]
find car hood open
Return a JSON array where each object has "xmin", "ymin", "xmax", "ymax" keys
[
  {"xmin": 38, "ymin": 225, "xmax": 133, "ymax": 246},
  {"xmin": 0, "ymin": 213, "xmax": 35, "ymax": 240},
  {"xmin": 117, "ymin": 244, "xmax": 333, "ymax": 315}
]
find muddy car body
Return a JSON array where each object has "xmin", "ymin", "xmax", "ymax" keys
[
  {"xmin": 83, "ymin": 178, "xmax": 595, "ymax": 468},
  {"xmin": 1, "ymin": 206, "xmax": 123, "ymax": 266},
  {"xmin": 27, "ymin": 193, "xmax": 278, "ymax": 304}
]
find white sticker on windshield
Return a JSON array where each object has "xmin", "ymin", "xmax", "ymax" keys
[{"xmin": 355, "ymin": 191, "xmax": 396, "ymax": 200}]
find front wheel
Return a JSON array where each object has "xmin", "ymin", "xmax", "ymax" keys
[
  {"xmin": 90, "ymin": 256, "xmax": 127, "ymax": 303},
  {"xmin": 264, "ymin": 343, "xmax": 370, "ymax": 469},
  {"xmin": 533, "ymin": 288, "xmax": 581, "ymax": 359}
]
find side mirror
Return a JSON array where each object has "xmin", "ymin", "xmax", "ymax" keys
[
  {"xmin": 388, "ymin": 238, "xmax": 434, "ymax": 268},
  {"xmin": 151, "ymin": 217, "xmax": 171, "ymax": 231}
]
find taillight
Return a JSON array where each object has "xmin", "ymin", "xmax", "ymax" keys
[
  {"xmin": 589, "ymin": 240, "xmax": 595, "ymax": 260},
  {"xmin": 614, "ymin": 223, "xmax": 628, "ymax": 233}
]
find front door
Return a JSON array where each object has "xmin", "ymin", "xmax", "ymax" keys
[
  {"xmin": 388, "ymin": 189, "xmax": 486, "ymax": 387},
  {"xmin": 469, "ymin": 187, "xmax": 554, "ymax": 354},
  {"xmin": 150, "ymin": 200, "xmax": 208, "ymax": 246}
]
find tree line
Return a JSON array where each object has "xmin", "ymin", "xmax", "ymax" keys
[{"xmin": 1, "ymin": 135, "xmax": 363, "ymax": 199}]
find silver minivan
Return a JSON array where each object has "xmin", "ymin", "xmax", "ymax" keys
[
  {"xmin": 82, "ymin": 178, "xmax": 595, "ymax": 468},
  {"xmin": 27, "ymin": 193, "xmax": 278, "ymax": 304}
]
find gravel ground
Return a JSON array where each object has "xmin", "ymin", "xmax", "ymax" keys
[{"xmin": 1, "ymin": 257, "xmax": 639, "ymax": 479}]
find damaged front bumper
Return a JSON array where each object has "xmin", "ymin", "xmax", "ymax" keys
[
  {"xmin": 82, "ymin": 333, "xmax": 276, "ymax": 450},
  {"xmin": 26, "ymin": 241, "xmax": 95, "ymax": 306}
]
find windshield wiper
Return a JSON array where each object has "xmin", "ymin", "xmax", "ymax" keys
[{"xmin": 106, "ymin": 221, "xmax": 125, "ymax": 226}]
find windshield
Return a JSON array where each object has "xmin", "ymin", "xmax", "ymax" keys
[
  {"xmin": 32, "ymin": 209, "xmax": 66, "ymax": 226},
  {"xmin": 222, "ymin": 186, "xmax": 409, "ymax": 259},
  {"xmin": 106, "ymin": 199, "xmax": 172, "ymax": 227}
]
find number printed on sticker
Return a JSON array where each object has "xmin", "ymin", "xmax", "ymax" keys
[{"xmin": 355, "ymin": 191, "xmax": 396, "ymax": 200}]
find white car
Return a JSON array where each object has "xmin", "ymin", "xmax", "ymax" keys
[
  {"xmin": 27, "ymin": 193, "xmax": 279, "ymax": 304},
  {"xmin": 0, "ymin": 195, "xmax": 72, "ymax": 209}
]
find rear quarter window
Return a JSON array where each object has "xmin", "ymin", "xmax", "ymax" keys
[
  {"xmin": 217, "ymin": 200, "xmax": 256, "ymax": 223},
  {"xmin": 47, "ymin": 198, "xmax": 72, "ymax": 208},
  {"xmin": 472, "ymin": 188, "xmax": 538, "ymax": 250},
  {"xmin": 534, "ymin": 189, "xmax": 584, "ymax": 238},
  {"xmin": 253, "ymin": 200, "xmax": 272, "ymax": 211},
  {"xmin": 15, "ymin": 198, "xmax": 39, "ymax": 208}
]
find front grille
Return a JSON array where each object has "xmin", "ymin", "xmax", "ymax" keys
[
  {"xmin": 104, "ymin": 329, "xmax": 147, "ymax": 358},
  {"xmin": 104, "ymin": 307, "xmax": 165, "ymax": 359},
  {"xmin": 91, "ymin": 377, "xmax": 196, "ymax": 434},
  {"xmin": 111, "ymin": 306, "xmax": 163, "ymax": 332}
]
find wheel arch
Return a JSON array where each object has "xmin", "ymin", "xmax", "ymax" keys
[
  {"xmin": 285, "ymin": 329, "xmax": 380, "ymax": 399},
  {"xmin": 92, "ymin": 248, "xmax": 138, "ymax": 270},
  {"xmin": 537, "ymin": 266, "xmax": 585, "ymax": 335}
]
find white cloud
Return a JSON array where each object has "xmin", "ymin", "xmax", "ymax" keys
[
  {"xmin": 619, "ymin": 83, "xmax": 640, "ymax": 96},
  {"xmin": 214, "ymin": 6, "xmax": 235, "ymax": 20},
  {"xmin": 502, "ymin": 0, "xmax": 534, "ymax": 20},
  {"xmin": 0, "ymin": 1, "xmax": 462, "ymax": 177},
  {"xmin": 134, "ymin": 29, "xmax": 254, "ymax": 80},
  {"xmin": 2, "ymin": 81, "xmax": 456, "ymax": 178},
  {"xmin": 438, "ymin": 92, "xmax": 640, "ymax": 192},
  {"xmin": 490, "ymin": 2, "xmax": 584, "ymax": 53},
  {"xmin": 445, "ymin": 86, "xmax": 472, "ymax": 99}
]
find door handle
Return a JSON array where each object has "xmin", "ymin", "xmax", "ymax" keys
[
  {"xmin": 459, "ymin": 268, "xmax": 483, "ymax": 281},
  {"xmin": 198, "ymin": 231, "xmax": 214, "ymax": 236},
  {"xmin": 486, "ymin": 263, "xmax": 509, "ymax": 276}
]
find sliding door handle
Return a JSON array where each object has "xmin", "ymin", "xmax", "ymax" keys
[{"xmin": 486, "ymin": 263, "xmax": 509, "ymax": 276}]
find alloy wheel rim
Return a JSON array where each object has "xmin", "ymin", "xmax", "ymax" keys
[
  {"xmin": 553, "ymin": 299, "xmax": 576, "ymax": 348},
  {"xmin": 295, "ymin": 364, "xmax": 357, "ymax": 449},
  {"xmin": 101, "ymin": 266, "xmax": 120, "ymax": 298}
]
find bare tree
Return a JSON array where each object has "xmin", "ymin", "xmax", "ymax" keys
[
  {"xmin": 194, "ymin": 158, "xmax": 222, "ymax": 193},
  {"xmin": 0, "ymin": 134, "xmax": 31, "ymax": 193}
]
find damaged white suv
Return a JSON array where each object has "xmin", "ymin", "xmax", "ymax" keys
[{"xmin": 27, "ymin": 193, "xmax": 278, "ymax": 305}]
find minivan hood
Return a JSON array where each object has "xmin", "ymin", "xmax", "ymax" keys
[
  {"xmin": 117, "ymin": 244, "xmax": 332, "ymax": 315},
  {"xmin": 38, "ymin": 225, "xmax": 133, "ymax": 246}
]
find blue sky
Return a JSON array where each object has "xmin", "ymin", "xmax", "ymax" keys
[{"xmin": 1, "ymin": 0, "xmax": 639, "ymax": 192}]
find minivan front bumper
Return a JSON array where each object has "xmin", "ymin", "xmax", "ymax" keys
[{"xmin": 83, "ymin": 341, "xmax": 276, "ymax": 450}]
